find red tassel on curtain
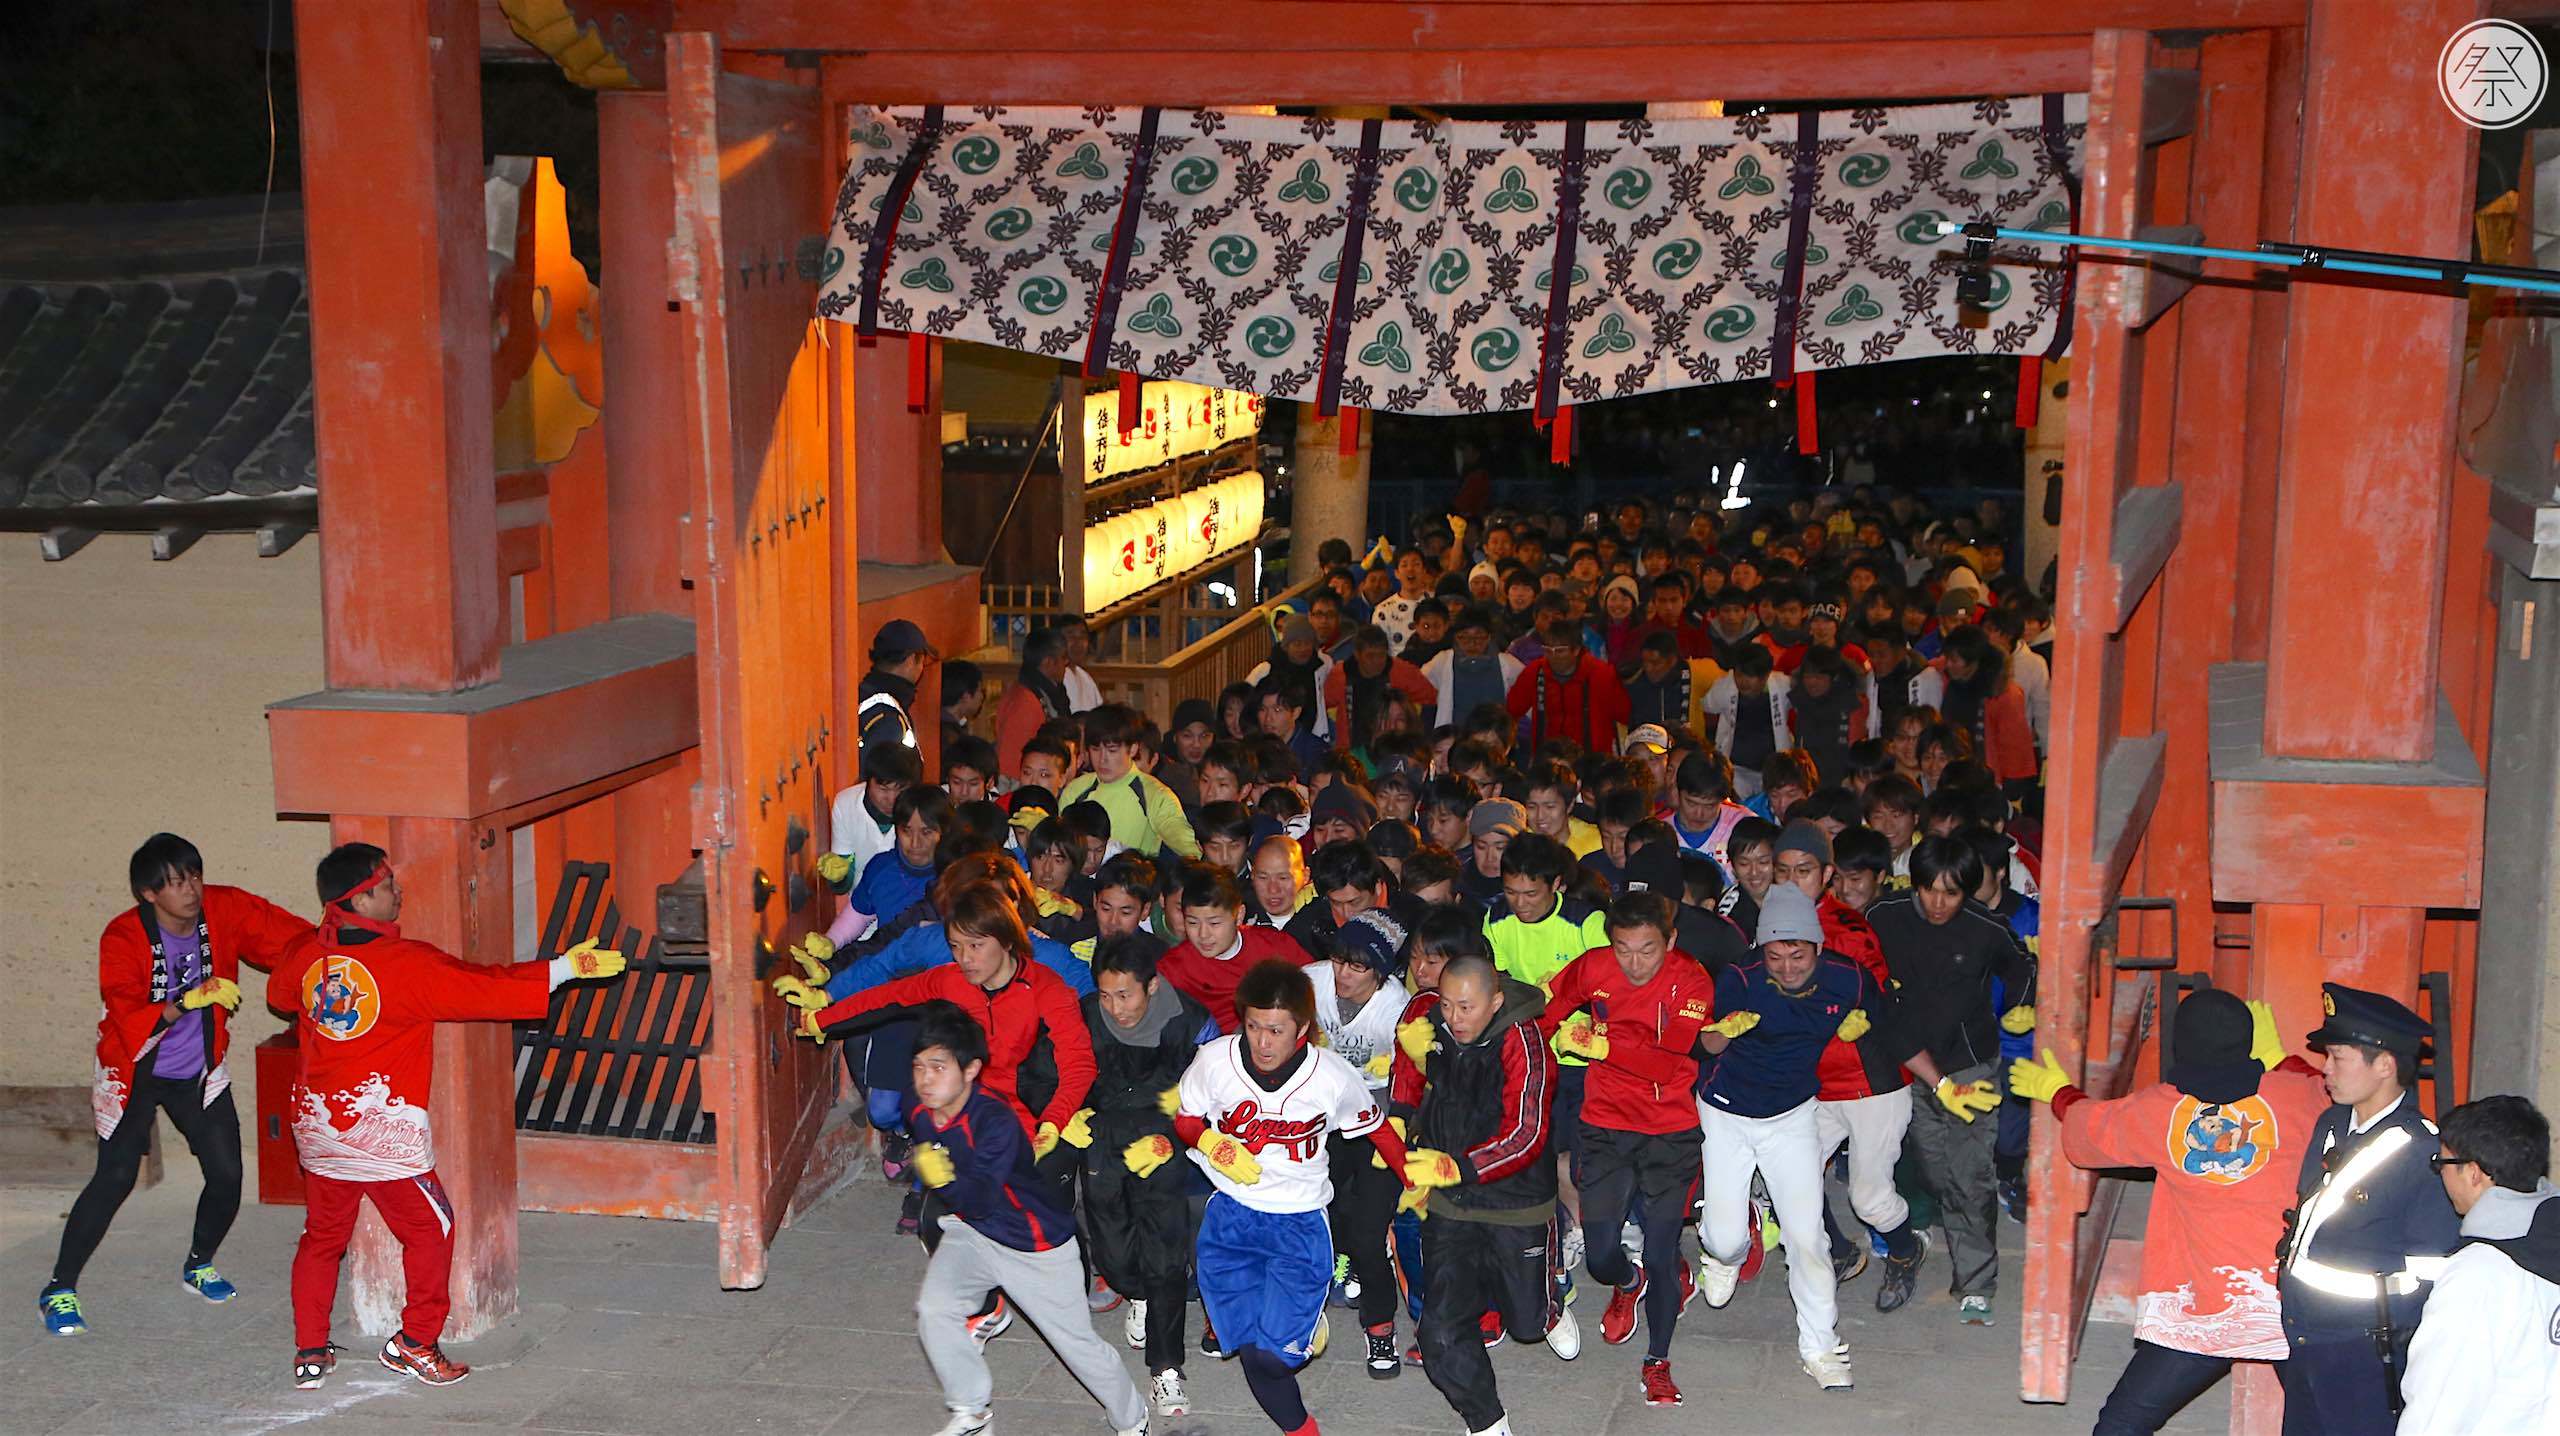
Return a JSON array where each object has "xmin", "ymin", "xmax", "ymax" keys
[
  {"xmin": 1338, "ymin": 407, "xmax": 1361, "ymax": 456},
  {"xmin": 1794, "ymin": 370, "xmax": 1819, "ymax": 456},
  {"xmin": 1118, "ymin": 370, "xmax": 1141, "ymax": 436},
  {"xmin": 1548, "ymin": 405, "xmax": 1574, "ymax": 467},
  {"xmin": 2015, "ymin": 357, "xmax": 2043, "ymax": 429},
  {"xmin": 905, "ymin": 333, "xmax": 930, "ymax": 411}
]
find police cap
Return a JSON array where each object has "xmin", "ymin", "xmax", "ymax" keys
[{"xmin": 2303, "ymin": 982, "xmax": 2431, "ymax": 1059}]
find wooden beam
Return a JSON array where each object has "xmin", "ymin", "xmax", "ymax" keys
[
  {"xmin": 2090, "ymin": 730, "xmax": 2168, "ymax": 903},
  {"xmin": 714, "ymin": 0, "xmax": 2309, "ymax": 53},
  {"xmin": 2212, "ymin": 777, "xmax": 2487, "ymax": 905},
  {"xmin": 2101, "ymin": 482, "xmax": 2182, "ymax": 631},
  {"xmin": 816, "ymin": 38, "xmax": 2092, "ymax": 107},
  {"xmin": 2127, "ymin": 224, "xmax": 2203, "ymax": 329},
  {"xmin": 149, "ymin": 526, "xmax": 201, "ymax": 562},
  {"xmin": 38, "ymin": 527, "xmax": 95, "ymax": 562},
  {"xmin": 2141, "ymin": 68, "xmax": 2200, "ymax": 143},
  {"xmin": 257, "ymin": 520, "xmax": 312, "ymax": 557}
]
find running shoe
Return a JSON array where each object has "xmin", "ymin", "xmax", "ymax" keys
[
  {"xmin": 1876, "ymin": 1230, "xmax": 1929, "ymax": 1313},
  {"xmin": 1998, "ymin": 1178, "xmax": 2027, "ymax": 1223},
  {"xmin": 1561, "ymin": 1222, "xmax": 1586, "ymax": 1274},
  {"xmin": 881, "ymin": 1133, "xmax": 914, "ymax": 1183},
  {"xmin": 1125, "ymin": 1297, "xmax": 1148, "ymax": 1350},
  {"xmin": 967, "ymin": 1296, "xmax": 1013, "ymax": 1346},
  {"xmin": 1329, "ymin": 1251, "xmax": 1355, "ymax": 1308},
  {"xmin": 379, "ymin": 1332, "xmax": 470, "ymax": 1386},
  {"xmin": 1639, "ymin": 1357, "xmax": 1684, "ymax": 1407},
  {"xmin": 1544, "ymin": 1306, "xmax": 1581, "ymax": 1361},
  {"xmin": 1150, "ymin": 1367, "xmax": 1189, "ymax": 1417},
  {"xmin": 1737, "ymin": 1193, "xmax": 1768, "ymax": 1283},
  {"xmin": 897, "ymin": 1188, "xmax": 923, "ymax": 1236},
  {"xmin": 1199, "ymin": 1315, "xmax": 1223, "ymax": 1358},
  {"xmin": 1698, "ymin": 1254, "xmax": 1740, "ymax": 1309},
  {"xmin": 1959, "ymin": 1294, "xmax": 1995, "ymax": 1326},
  {"xmin": 929, "ymin": 1409, "xmax": 992, "ymax": 1436},
  {"xmin": 38, "ymin": 1286, "xmax": 84, "ymax": 1337},
  {"xmin": 293, "ymin": 1345, "xmax": 340, "ymax": 1391},
  {"xmin": 1364, "ymin": 1323, "xmax": 1399, "ymax": 1379},
  {"xmin": 1601, "ymin": 1271, "xmax": 1646, "ymax": 1346},
  {"xmin": 1479, "ymin": 1310, "xmax": 1505, "ymax": 1347},
  {"xmin": 1803, "ymin": 1348, "xmax": 1855, "ymax": 1390},
  {"xmin": 1308, "ymin": 1313, "xmax": 1329, "ymax": 1359},
  {"xmin": 1676, "ymin": 1263, "xmax": 1698, "ymax": 1313},
  {"xmin": 1089, "ymin": 1275, "xmax": 1124, "ymax": 1314},
  {"xmin": 180, "ymin": 1262, "xmax": 236, "ymax": 1303},
  {"xmin": 1831, "ymin": 1243, "xmax": 1870, "ymax": 1284}
]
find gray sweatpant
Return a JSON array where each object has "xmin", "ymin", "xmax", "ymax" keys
[
  {"xmin": 1905, "ymin": 1062, "xmax": 2001, "ymax": 1297},
  {"xmin": 918, "ymin": 1217, "xmax": 1146, "ymax": 1429}
]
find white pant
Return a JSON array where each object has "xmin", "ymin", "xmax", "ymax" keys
[
  {"xmin": 1815, "ymin": 1086, "xmax": 1913, "ymax": 1233},
  {"xmin": 1699, "ymin": 1096, "xmax": 1838, "ymax": 1360}
]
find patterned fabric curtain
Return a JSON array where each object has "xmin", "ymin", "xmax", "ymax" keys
[{"xmin": 817, "ymin": 99, "xmax": 2083, "ymax": 417}]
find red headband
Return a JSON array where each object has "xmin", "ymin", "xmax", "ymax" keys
[{"xmin": 324, "ymin": 863, "xmax": 399, "ymax": 940}]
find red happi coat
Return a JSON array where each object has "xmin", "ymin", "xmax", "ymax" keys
[{"xmin": 93, "ymin": 885, "xmax": 313, "ymax": 1139}]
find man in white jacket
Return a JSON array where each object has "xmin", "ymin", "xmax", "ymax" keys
[{"xmin": 2397, "ymin": 1094, "xmax": 2558, "ymax": 1436}]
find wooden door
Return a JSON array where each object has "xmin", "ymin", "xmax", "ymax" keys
[{"xmin": 668, "ymin": 32, "xmax": 840, "ymax": 1289}]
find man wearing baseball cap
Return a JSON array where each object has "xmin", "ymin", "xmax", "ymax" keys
[
  {"xmin": 858, "ymin": 618, "xmax": 939, "ymax": 757},
  {"xmin": 1311, "ymin": 908, "xmax": 1415, "ymax": 1376},
  {"xmin": 2273, "ymin": 983, "xmax": 2459, "ymax": 1435}
]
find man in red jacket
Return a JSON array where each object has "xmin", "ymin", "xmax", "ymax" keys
[
  {"xmin": 1506, "ymin": 621, "xmax": 1630, "ymax": 754},
  {"xmin": 40, "ymin": 833, "xmax": 313, "ymax": 1338},
  {"xmin": 1157, "ymin": 865, "xmax": 1313, "ymax": 1033},
  {"xmin": 1539, "ymin": 891, "xmax": 1717, "ymax": 1401},
  {"xmin": 268, "ymin": 843, "xmax": 626, "ymax": 1391}
]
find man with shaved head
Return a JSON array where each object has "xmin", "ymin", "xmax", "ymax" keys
[{"xmin": 1389, "ymin": 954, "xmax": 1581, "ymax": 1436}]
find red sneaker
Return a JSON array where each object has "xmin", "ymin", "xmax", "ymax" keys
[
  {"xmin": 1479, "ymin": 1310, "xmax": 1505, "ymax": 1347},
  {"xmin": 1600, "ymin": 1271, "xmax": 1647, "ymax": 1346},
  {"xmin": 1677, "ymin": 1263, "xmax": 1698, "ymax": 1313},
  {"xmin": 378, "ymin": 1333, "xmax": 469, "ymax": 1387},
  {"xmin": 1737, "ymin": 1196, "xmax": 1768, "ymax": 1284},
  {"xmin": 1640, "ymin": 1357, "xmax": 1684, "ymax": 1407}
]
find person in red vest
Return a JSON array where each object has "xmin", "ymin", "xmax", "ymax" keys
[
  {"xmin": 40, "ymin": 833, "xmax": 313, "ymax": 1339},
  {"xmin": 268, "ymin": 843, "xmax": 626, "ymax": 1391},
  {"xmin": 1505, "ymin": 620, "xmax": 1630, "ymax": 754}
]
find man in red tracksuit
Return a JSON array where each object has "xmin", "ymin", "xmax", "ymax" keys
[
  {"xmin": 42, "ymin": 833, "xmax": 313, "ymax": 1338},
  {"xmin": 1538, "ymin": 891, "xmax": 1719, "ymax": 1404},
  {"xmin": 1505, "ymin": 621, "xmax": 1631, "ymax": 754},
  {"xmin": 269, "ymin": 843, "xmax": 626, "ymax": 1392}
]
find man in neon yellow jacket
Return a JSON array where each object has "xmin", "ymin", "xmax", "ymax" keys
[{"xmin": 1059, "ymin": 703, "xmax": 1199, "ymax": 861}]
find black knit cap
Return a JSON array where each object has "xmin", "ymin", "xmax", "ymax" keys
[{"xmin": 2163, "ymin": 989, "xmax": 2262, "ymax": 1105}]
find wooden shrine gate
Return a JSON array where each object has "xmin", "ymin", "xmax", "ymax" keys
[{"xmin": 667, "ymin": 35, "xmax": 844, "ymax": 1290}]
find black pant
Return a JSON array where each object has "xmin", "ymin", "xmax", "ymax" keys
[
  {"xmin": 2093, "ymin": 1340, "xmax": 2232, "ymax": 1435},
  {"xmin": 1327, "ymin": 1137, "xmax": 1401, "ymax": 1330},
  {"xmin": 2276, "ymin": 1337, "xmax": 2400, "ymax": 1436},
  {"xmin": 53, "ymin": 1072, "xmax": 240, "ymax": 1288},
  {"xmin": 1138, "ymin": 1274, "xmax": 1189, "ymax": 1374},
  {"xmin": 1419, "ymin": 1211, "xmax": 1560, "ymax": 1432},
  {"xmin": 1578, "ymin": 1126, "xmax": 1701, "ymax": 1361}
]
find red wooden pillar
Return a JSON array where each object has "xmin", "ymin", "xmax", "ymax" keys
[
  {"xmin": 293, "ymin": 0, "xmax": 517, "ymax": 1338},
  {"xmin": 2252, "ymin": 0, "xmax": 2484, "ymax": 1030}
]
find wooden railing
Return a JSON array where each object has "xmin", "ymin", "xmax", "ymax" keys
[{"xmin": 966, "ymin": 565, "xmax": 1322, "ymax": 731}]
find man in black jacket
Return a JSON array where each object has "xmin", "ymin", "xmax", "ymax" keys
[{"xmin": 858, "ymin": 618, "xmax": 938, "ymax": 755}]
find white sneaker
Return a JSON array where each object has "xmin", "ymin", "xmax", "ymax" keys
[
  {"xmin": 1620, "ymin": 1221, "xmax": 1643, "ymax": 1265},
  {"xmin": 931, "ymin": 1410, "xmax": 992, "ymax": 1436},
  {"xmin": 1699, "ymin": 1255, "xmax": 1740, "ymax": 1309},
  {"xmin": 1111, "ymin": 1416, "xmax": 1149, "ymax": 1436},
  {"xmin": 966, "ymin": 1301, "xmax": 1013, "ymax": 1347},
  {"xmin": 1802, "ymin": 1348, "xmax": 1854, "ymax": 1390},
  {"xmin": 1467, "ymin": 1420, "xmax": 1515, "ymax": 1436},
  {"xmin": 1150, "ymin": 1367, "xmax": 1189, "ymax": 1417},
  {"xmin": 1124, "ymin": 1297, "xmax": 1148, "ymax": 1351},
  {"xmin": 1545, "ymin": 1305, "xmax": 1582, "ymax": 1361},
  {"xmin": 1561, "ymin": 1222, "xmax": 1586, "ymax": 1273}
]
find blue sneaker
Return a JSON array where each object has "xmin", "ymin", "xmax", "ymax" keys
[
  {"xmin": 40, "ymin": 1287, "xmax": 86, "ymax": 1336},
  {"xmin": 180, "ymin": 1262, "xmax": 237, "ymax": 1303}
]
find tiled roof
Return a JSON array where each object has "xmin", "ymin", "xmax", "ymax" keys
[{"xmin": 0, "ymin": 196, "xmax": 315, "ymax": 510}]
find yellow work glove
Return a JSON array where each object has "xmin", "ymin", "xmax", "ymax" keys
[
  {"xmin": 179, "ymin": 977, "xmax": 241, "ymax": 1012},
  {"xmin": 1123, "ymin": 1134, "xmax": 1175, "ymax": 1177},
  {"xmin": 1371, "ymin": 1115, "xmax": 1407, "ymax": 1169},
  {"xmin": 1404, "ymin": 1148, "xmax": 1463, "ymax": 1189},
  {"xmin": 1156, "ymin": 1086, "xmax": 1182, "ymax": 1117},
  {"xmin": 1999, "ymin": 1004, "xmax": 2036, "ymax": 1036},
  {"xmin": 912, "ymin": 1141, "xmax": 956, "ymax": 1189},
  {"xmin": 791, "ymin": 934, "xmax": 835, "ymax": 984},
  {"xmin": 1934, "ymin": 1076, "xmax": 2001, "ymax": 1121},
  {"xmin": 771, "ymin": 974, "xmax": 826, "ymax": 1012},
  {"xmin": 1060, "ymin": 1109, "xmax": 1095, "ymax": 1149},
  {"xmin": 1363, "ymin": 1052, "xmax": 1392, "ymax": 1082},
  {"xmin": 817, "ymin": 852, "xmax": 852, "ymax": 886},
  {"xmin": 2009, "ymin": 1049, "xmax": 2071, "ymax": 1104},
  {"xmin": 1396, "ymin": 1016, "xmax": 1437, "ymax": 1069},
  {"xmin": 1835, "ymin": 1009, "xmax": 1871, "ymax": 1043},
  {"xmin": 2247, "ymin": 1000, "xmax": 2285, "ymax": 1070},
  {"xmin": 793, "ymin": 1006, "xmax": 830, "ymax": 1045},
  {"xmin": 1398, "ymin": 1182, "xmax": 1433, "ymax": 1217},
  {"xmin": 561, "ymin": 937, "xmax": 626, "ymax": 980},
  {"xmin": 1032, "ymin": 1122, "xmax": 1062, "ymax": 1160},
  {"xmin": 1195, "ymin": 1130, "xmax": 1264, "ymax": 1185},
  {"xmin": 1553, "ymin": 1013, "xmax": 1609, "ymax": 1062},
  {"xmin": 1707, "ymin": 1010, "xmax": 1761, "ymax": 1040}
]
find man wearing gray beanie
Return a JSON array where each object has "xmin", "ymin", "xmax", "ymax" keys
[{"xmin": 1690, "ymin": 882, "xmax": 1889, "ymax": 1393}]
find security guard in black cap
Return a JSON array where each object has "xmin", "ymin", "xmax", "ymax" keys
[
  {"xmin": 857, "ymin": 619, "xmax": 938, "ymax": 755},
  {"xmin": 2274, "ymin": 982, "xmax": 2460, "ymax": 1435}
]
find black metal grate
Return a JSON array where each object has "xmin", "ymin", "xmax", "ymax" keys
[{"xmin": 512, "ymin": 861, "xmax": 715, "ymax": 1144}]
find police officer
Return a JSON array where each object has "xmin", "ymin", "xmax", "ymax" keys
[
  {"xmin": 858, "ymin": 619, "xmax": 937, "ymax": 755},
  {"xmin": 2275, "ymin": 982, "xmax": 2460, "ymax": 1435}
]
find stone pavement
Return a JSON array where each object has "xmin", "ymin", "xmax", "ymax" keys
[{"xmin": 0, "ymin": 1141, "xmax": 2223, "ymax": 1436}]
